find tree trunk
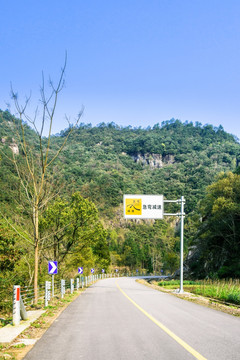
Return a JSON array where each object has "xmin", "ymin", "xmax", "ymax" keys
[
  {"xmin": 34, "ymin": 241, "xmax": 39, "ymax": 304},
  {"xmin": 34, "ymin": 205, "xmax": 39, "ymax": 304}
]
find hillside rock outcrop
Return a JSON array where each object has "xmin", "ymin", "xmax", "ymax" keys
[
  {"xmin": 132, "ymin": 153, "xmax": 174, "ymax": 169},
  {"xmin": 1, "ymin": 137, "xmax": 19, "ymax": 155}
]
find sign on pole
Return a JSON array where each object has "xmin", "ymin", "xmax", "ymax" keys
[
  {"xmin": 48, "ymin": 261, "xmax": 58, "ymax": 275},
  {"xmin": 124, "ymin": 194, "xmax": 185, "ymax": 294},
  {"xmin": 78, "ymin": 267, "xmax": 83, "ymax": 274},
  {"xmin": 123, "ymin": 195, "xmax": 163, "ymax": 219},
  {"xmin": 91, "ymin": 268, "xmax": 95, "ymax": 274}
]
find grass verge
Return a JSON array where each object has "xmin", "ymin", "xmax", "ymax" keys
[
  {"xmin": 137, "ymin": 279, "xmax": 240, "ymax": 317},
  {"xmin": 157, "ymin": 279, "xmax": 240, "ymax": 305}
]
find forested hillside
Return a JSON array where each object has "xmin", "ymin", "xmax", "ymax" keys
[
  {"xmin": 54, "ymin": 119, "xmax": 240, "ymax": 213},
  {"xmin": 1, "ymin": 109, "xmax": 240, "ymax": 291}
]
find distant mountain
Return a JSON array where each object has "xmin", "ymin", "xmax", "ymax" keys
[
  {"xmin": 1, "ymin": 109, "xmax": 240, "ymax": 275},
  {"xmin": 51, "ymin": 118, "xmax": 240, "ymax": 214}
]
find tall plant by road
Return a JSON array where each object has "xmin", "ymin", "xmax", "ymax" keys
[{"xmin": 0, "ymin": 56, "xmax": 83, "ymax": 303}]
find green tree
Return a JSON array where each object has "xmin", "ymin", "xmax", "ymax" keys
[
  {"xmin": 40, "ymin": 193, "xmax": 110, "ymax": 274},
  {"xmin": 190, "ymin": 172, "xmax": 240, "ymax": 278},
  {"xmin": 0, "ymin": 57, "xmax": 83, "ymax": 302},
  {"xmin": 0, "ymin": 219, "xmax": 22, "ymax": 313}
]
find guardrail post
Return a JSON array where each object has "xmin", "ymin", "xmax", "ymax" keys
[
  {"xmin": 76, "ymin": 278, "xmax": 79, "ymax": 290},
  {"xmin": 70, "ymin": 279, "xmax": 74, "ymax": 294},
  {"xmin": 20, "ymin": 295, "xmax": 28, "ymax": 320},
  {"xmin": 45, "ymin": 281, "xmax": 51, "ymax": 307},
  {"xmin": 61, "ymin": 279, "xmax": 65, "ymax": 298},
  {"xmin": 13, "ymin": 285, "xmax": 21, "ymax": 326}
]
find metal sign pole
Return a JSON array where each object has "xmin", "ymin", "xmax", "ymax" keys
[
  {"xmin": 52, "ymin": 274, "xmax": 54, "ymax": 298},
  {"xmin": 164, "ymin": 196, "xmax": 185, "ymax": 293},
  {"xmin": 123, "ymin": 194, "xmax": 185, "ymax": 293},
  {"xmin": 179, "ymin": 196, "xmax": 185, "ymax": 293}
]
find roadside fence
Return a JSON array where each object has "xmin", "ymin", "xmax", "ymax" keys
[
  {"xmin": 12, "ymin": 273, "xmax": 116, "ymax": 326},
  {"xmin": 11, "ymin": 271, "xmax": 156, "ymax": 325}
]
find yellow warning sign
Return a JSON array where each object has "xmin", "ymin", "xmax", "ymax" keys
[{"xmin": 125, "ymin": 198, "xmax": 142, "ymax": 216}]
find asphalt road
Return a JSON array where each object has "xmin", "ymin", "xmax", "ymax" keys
[{"xmin": 24, "ymin": 277, "xmax": 240, "ymax": 360}]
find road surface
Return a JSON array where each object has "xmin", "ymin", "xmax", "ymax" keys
[{"xmin": 24, "ymin": 277, "xmax": 240, "ymax": 360}]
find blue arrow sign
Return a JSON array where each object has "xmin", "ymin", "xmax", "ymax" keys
[
  {"xmin": 115, "ymin": 269, "xmax": 118, "ymax": 272},
  {"xmin": 78, "ymin": 267, "xmax": 83, "ymax": 274},
  {"xmin": 91, "ymin": 268, "xmax": 94, "ymax": 274},
  {"xmin": 102, "ymin": 269, "xmax": 105, "ymax": 273},
  {"xmin": 48, "ymin": 261, "xmax": 58, "ymax": 275}
]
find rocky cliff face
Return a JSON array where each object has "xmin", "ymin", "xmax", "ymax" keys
[
  {"xmin": 9, "ymin": 142, "xmax": 19, "ymax": 155},
  {"xmin": 1, "ymin": 137, "xmax": 19, "ymax": 155},
  {"xmin": 132, "ymin": 153, "xmax": 174, "ymax": 169}
]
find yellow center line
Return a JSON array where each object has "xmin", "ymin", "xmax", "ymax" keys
[{"xmin": 116, "ymin": 281, "xmax": 207, "ymax": 360}]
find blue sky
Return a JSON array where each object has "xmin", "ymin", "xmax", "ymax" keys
[{"xmin": 1, "ymin": 1, "xmax": 240, "ymax": 138}]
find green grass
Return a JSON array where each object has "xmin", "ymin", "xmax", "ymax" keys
[
  {"xmin": 12, "ymin": 344, "xmax": 26, "ymax": 348},
  {"xmin": 158, "ymin": 279, "xmax": 240, "ymax": 305},
  {"xmin": 0, "ymin": 354, "xmax": 16, "ymax": 360},
  {"xmin": 31, "ymin": 323, "xmax": 41, "ymax": 328},
  {"xmin": 158, "ymin": 280, "xmax": 201, "ymax": 287}
]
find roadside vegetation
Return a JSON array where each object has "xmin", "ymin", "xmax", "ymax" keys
[
  {"xmin": 1, "ymin": 107, "xmax": 240, "ymax": 317},
  {"xmin": 158, "ymin": 279, "xmax": 240, "ymax": 305}
]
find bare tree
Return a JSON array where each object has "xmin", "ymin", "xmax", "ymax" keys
[{"xmin": 1, "ymin": 55, "xmax": 83, "ymax": 303}]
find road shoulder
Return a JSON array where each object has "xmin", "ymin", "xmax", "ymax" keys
[
  {"xmin": 0, "ymin": 291, "xmax": 82, "ymax": 360},
  {"xmin": 137, "ymin": 279, "xmax": 240, "ymax": 317}
]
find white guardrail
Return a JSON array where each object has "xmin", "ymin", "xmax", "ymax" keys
[
  {"xmin": 12, "ymin": 273, "xmax": 124, "ymax": 325},
  {"xmin": 12, "ymin": 271, "xmax": 160, "ymax": 325}
]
